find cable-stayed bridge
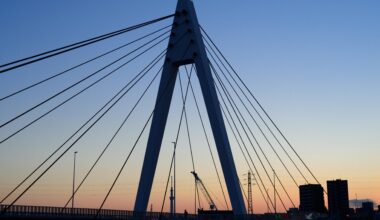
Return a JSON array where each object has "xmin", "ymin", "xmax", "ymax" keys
[{"xmin": 0, "ymin": 0, "xmax": 323, "ymax": 219}]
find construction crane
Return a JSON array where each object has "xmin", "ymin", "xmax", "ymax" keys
[{"xmin": 191, "ymin": 171, "xmax": 217, "ymax": 211}]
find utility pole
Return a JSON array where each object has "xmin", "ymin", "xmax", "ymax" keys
[
  {"xmin": 172, "ymin": 141, "xmax": 176, "ymax": 213},
  {"xmin": 72, "ymin": 151, "xmax": 78, "ymax": 212},
  {"xmin": 170, "ymin": 177, "xmax": 174, "ymax": 214},
  {"xmin": 247, "ymin": 171, "xmax": 253, "ymax": 214}
]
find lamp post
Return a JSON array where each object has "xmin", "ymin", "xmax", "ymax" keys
[
  {"xmin": 72, "ymin": 151, "xmax": 78, "ymax": 211},
  {"xmin": 171, "ymin": 141, "xmax": 176, "ymax": 213}
]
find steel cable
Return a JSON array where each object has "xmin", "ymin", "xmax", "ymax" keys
[
  {"xmin": 0, "ymin": 31, "xmax": 170, "ymax": 133},
  {"xmin": 0, "ymin": 24, "xmax": 172, "ymax": 102},
  {"xmin": 200, "ymin": 25, "xmax": 320, "ymax": 187},
  {"xmin": 0, "ymin": 14, "xmax": 174, "ymax": 73}
]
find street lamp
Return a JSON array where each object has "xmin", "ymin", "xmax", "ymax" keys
[{"xmin": 72, "ymin": 151, "xmax": 78, "ymax": 211}]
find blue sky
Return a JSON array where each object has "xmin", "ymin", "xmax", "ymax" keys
[{"xmin": 1, "ymin": 0, "xmax": 379, "ymax": 213}]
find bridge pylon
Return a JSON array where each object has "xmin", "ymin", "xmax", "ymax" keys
[{"xmin": 134, "ymin": 0, "xmax": 247, "ymax": 215}]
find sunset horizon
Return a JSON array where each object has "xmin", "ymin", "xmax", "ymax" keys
[{"xmin": 1, "ymin": 1, "xmax": 379, "ymax": 219}]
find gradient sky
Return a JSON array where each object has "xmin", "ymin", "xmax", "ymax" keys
[{"xmin": 1, "ymin": 0, "xmax": 379, "ymax": 214}]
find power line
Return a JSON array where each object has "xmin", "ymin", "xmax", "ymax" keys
[{"xmin": 0, "ymin": 14, "xmax": 174, "ymax": 73}]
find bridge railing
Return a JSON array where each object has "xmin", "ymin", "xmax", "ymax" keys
[
  {"xmin": 0, "ymin": 204, "xmax": 200, "ymax": 219},
  {"xmin": 0, "ymin": 204, "xmax": 285, "ymax": 219}
]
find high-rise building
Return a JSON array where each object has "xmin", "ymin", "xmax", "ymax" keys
[
  {"xmin": 299, "ymin": 184, "xmax": 326, "ymax": 213},
  {"xmin": 327, "ymin": 179, "xmax": 349, "ymax": 218}
]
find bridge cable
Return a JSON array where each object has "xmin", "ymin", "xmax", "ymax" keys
[
  {"xmin": 1, "ymin": 64, "xmax": 151, "ymax": 213},
  {"xmin": 217, "ymin": 85, "xmax": 297, "ymax": 210},
  {"xmin": 182, "ymin": 64, "xmax": 201, "ymax": 213},
  {"xmin": 185, "ymin": 65, "xmax": 230, "ymax": 210},
  {"xmin": 200, "ymin": 25, "xmax": 320, "ymax": 187},
  {"xmin": 95, "ymin": 66, "xmax": 177, "ymax": 217},
  {"xmin": 216, "ymin": 83, "xmax": 274, "ymax": 213},
  {"xmin": 158, "ymin": 70, "xmax": 192, "ymax": 218},
  {"xmin": 0, "ymin": 47, "xmax": 167, "ymax": 214},
  {"xmin": 185, "ymin": 66, "xmax": 230, "ymax": 210},
  {"xmin": 183, "ymin": 66, "xmax": 230, "ymax": 212},
  {"xmin": 62, "ymin": 55, "xmax": 166, "ymax": 209},
  {"xmin": 0, "ymin": 48, "xmax": 166, "ymax": 205},
  {"xmin": 215, "ymin": 78, "xmax": 277, "ymax": 212},
  {"xmin": 155, "ymin": 43, "xmax": 194, "ymax": 217},
  {"xmin": 212, "ymin": 63, "xmax": 295, "ymax": 209},
  {"xmin": 195, "ymin": 182, "xmax": 201, "ymax": 212},
  {"xmin": 95, "ymin": 33, "xmax": 192, "ymax": 216},
  {"xmin": 0, "ymin": 14, "xmax": 174, "ymax": 73},
  {"xmin": 178, "ymin": 68, "xmax": 196, "ymax": 171},
  {"xmin": 93, "ymin": 67, "xmax": 168, "ymax": 217},
  {"xmin": 3, "ymin": 25, "xmax": 190, "ymax": 207},
  {"xmin": 238, "ymin": 178, "xmax": 249, "ymax": 208},
  {"xmin": 219, "ymin": 102, "xmax": 272, "ymax": 212},
  {"xmin": 205, "ymin": 27, "xmax": 298, "ymax": 210},
  {"xmin": 178, "ymin": 67, "xmax": 199, "ymax": 213},
  {"xmin": 210, "ymin": 54, "xmax": 298, "ymax": 209},
  {"xmin": 212, "ymin": 66, "xmax": 283, "ymax": 211},
  {"xmin": 205, "ymin": 45, "xmax": 300, "ymax": 188},
  {"xmin": 202, "ymin": 33, "xmax": 309, "ymax": 186},
  {"xmin": 0, "ymin": 30, "xmax": 170, "ymax": 135},
  {"xmin": 0, "ymin": 24, "xmax": 172, "ymax": 102}
]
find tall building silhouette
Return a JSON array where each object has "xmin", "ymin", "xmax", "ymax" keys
[
  {"xmin": 299, "ymin": 184, "xmax": 326, "ymax": 213},
  {"xmin": 327, "ymin": 179, "xmax": 349, "ymax": 218}
]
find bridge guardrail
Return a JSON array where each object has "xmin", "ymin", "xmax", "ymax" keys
[{"xmin": 0, "ymin": 204, "xmax": 199, "ymax": 219}]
